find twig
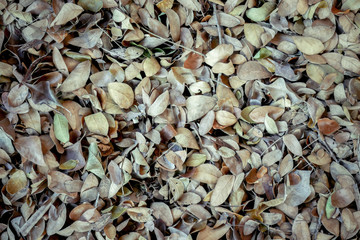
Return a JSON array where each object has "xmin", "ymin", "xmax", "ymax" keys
[
  {"xmin": 212, "ymin": 3, "xmax": 223, "ymax": 45},
  {"xmin": 241, "ymin": 0, "xmax": 250, "ymax": 18},
  {"xmin": 20, "ymin": 193, "xmax": 59, "ymax": 236},
  {"xmin": 314, "ymin": 127, "xmax": 339, "ymax": 163},
  {"xmin": 261, "ymin": 137, "xmax": 283, "ymax": 156},
  {"xmin": 140, "ymin": 27, "xmax": 206, "ymax": 57},
  {"xmin": 313, "ymin": 211, "xmax": 323, "ymax": 240}
]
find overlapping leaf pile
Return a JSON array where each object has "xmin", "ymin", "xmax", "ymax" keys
[{"xmin": 0, "ymin": 0, "xmax": 360, "ymax": 239}]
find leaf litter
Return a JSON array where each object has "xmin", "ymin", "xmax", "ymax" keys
[{"xmin": 0, "ymin": 0, "xmax": 360, "ymax": 239}]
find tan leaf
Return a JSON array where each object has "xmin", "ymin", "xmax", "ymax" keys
[
  {"xmin": 156, "ymin": 0, "xmax": 174, "ymax": 12},
  {"xmin": 186, "ymin": 95, "xmax": 216, "ymax": 122},
  {"xmin": 50, "ymin": 3, "xmax": 83, "ymax": 27},
  {"xmin": 166, "ymin": 9, "xmax": 180, "ymax": 41},
  {"xmin": 237, "ymin": 61, "xmax": 271, "ymax": 81},
  {"xmin": 204, "ymin": 44, "xmax": 234, "ymax": 67},
  {"xmin": 151, "ymin": 202, "xmax": 173, "ymax": 226},
  {"xmin": 215, "ymin": 110, "xmax": 237, "ymax": 127},
  {"xmin": 264, "ymin": 113, "xmax": 278, "ymax": 134},
  {"xmin": 148, "ymin": 18, "xmax": 169, "ymax": 38},
  {"xmin": 53, "ymin": 47, "xmax": 69, "ymax": 76},
  {"xmin": 244, "ymin": 23, "xmax": 264, "ymax": 48},
  {"xmin": 6, "ymin": 170, "xmax": 27, "ymax": 194},
  {"xmin": 283, "ymin": 134, "xmax": 302, "ymax": 156},
  {"xmin": 248, "ymin": 106, "xmax": 284, "ymax": 123},
  {"xmin": 143, "ymin": 57, "xmax": 160, "ymax": 77},
  {"xmin": 68, "ymin": 29, "xmax": 102, "ymax": 48},
  {"xmin": 210, "ymin": 175, "xmax": 235, "ymax": 206},
  {"xmin": 177, "ymin": 0, "xmax": 201, "ymax": 11},
  {"xmin": 108, "ymin": 82, "xmax": 134, "ymax": 109},
  {"xmin": 199, "ymin": 110, "xmax": 215, "ymax": 136},
  {"xmin": 307, "ymin": 149, "xmax": 331, "ymax": 165},
  {"xmin": 212, "ymin": 61, "xmax": 235, "ymax": 75},
  {"xmin": 197, "ymin": 224, "xmax": 231, "ymax": 240},
  {"xmin": 292, "ymin": 36, "xmax": 325, "ymax": 55},
  {"xmin": 192, "ymin": 164, "xmax": 222, "ymax": 184},
  {"xmin": 341, "ymin": 56, "xmax": 360, "ymax": 75},
  {"xmin": 60, "ymin": 61, "xmax": 91, "ymax": 92},
  {"xmin": 0, "ymin": 62, "xmax": 13, "ymax": 77},
  {"xmin": 84, "ymin": 113, "xmax": 109, "ymax": 136},
  {"xmin": 127, "ymin": 207, "xmax": 153, "ymax": 222},
  {"xmin": 175, "ymin": 128, "xmax": 199, "ymax": 149},
  {"xmin": 148, "ymin": 90, "xmax": 169, "ymax": 117},
  {"xmin": 14, "ymin": 136, "xmax": 46, "ymax": 166}
]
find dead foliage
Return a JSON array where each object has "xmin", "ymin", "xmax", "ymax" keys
[{"xmin": 0, "ymin": 0, "xmax": 360, "ymax": 239}]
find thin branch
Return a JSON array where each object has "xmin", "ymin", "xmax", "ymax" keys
[
  {"xmin": 212, "ymin": 3, "xmax": 223, "ymax": 45},
  {"xmin": 140, "ymin": 27, "xmax": 206, "ymax": 57}
]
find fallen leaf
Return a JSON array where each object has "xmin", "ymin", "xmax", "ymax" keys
[
  {"xmin": 60, "ymin": 61, "xmax": 91, "ymax": 92},
  {"xmin": 318, "ymin": 118, "xmax": 340, "ymax": 135},
  {"xmin": 14, "ymin": 136, "xmax": 46, "ymax": 166},
  {"xmin": 292, "ymin": 36, "xmax": 325, "ymax": 55},
  {"xmin": 283, "ymin": 134, "xmax": 302, "ymax": 156},
  {"xmin": 210, "ymin": 175, "xmax": 235, "ymax": 206},
  {"xmin": 204, "ymin": 44, "xmax": 234, "ymax": 67},
  {"xmin": 54, "ymin": 114, "xmax": 69, "ymax": 143},
  {"xmin": 50, "ymin": 3, "xmax": 83, "ymax": 27},
  {"xmin": 108, "ymin": 82, "xmax": 134, "ymax": 109}
]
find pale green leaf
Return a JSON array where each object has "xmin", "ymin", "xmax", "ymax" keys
[
  {"xmin": 264, "ymin": 114, "xmax": 279, "ymax": 134},
  {"xmin": 54, "ymin": 113, "xmax": 69, "ymax": 143},
  {"xmin": 85, "ymin": 142, "xmax": 105, "ymax": 179},
  {"xmin": 325, "ymin": 195, "xmax": 335, "ymax": 219},
  {"xmin": 246, "ymin": 2, "xmax": 276, "ymax": 22}
]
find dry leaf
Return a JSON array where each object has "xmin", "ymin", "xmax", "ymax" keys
[
  {"xmin": 148, "ymin": 90, "xmax": 169, "ymax": 117},
  {"xmin": 14, "ymin": 136, "xmax": 46, "ymax": 166},
  {"xmin": 60, "ymin": 61, "xmax": 91, "ymax": 92},
  {"xmin": 186, "ymin": 95, "xmax": 216, "ymax": 122},
  {"xmin": 175, "ymin": 128, "xmax": 199, "ymax": 149},
  {"xmin": 204, "ymin": 44, "xmax": 234, "ymax": 66},
  {"xmin": 85, "ymin": 113, "xmax": 109, "ymax": 136},
  {"xmin": 292, "ymin": 36, "xmax": 325, "ymax": 55},
  {"xmin": 108, "ymin": 82, "xmax": 134, "ymax": 109},
  {"xmin": 210, "ymin": 175, "xmax": 235, "ymax": 206},
  {"xmin": 237, "ymin": 61, "xmax": 271, "ymax": 81},
  {"xmin": 50, "ymin": 3, "xmax": 83, "ymax": 27},
  {"xmin": 283, "ymin": 134, "xmax": 302, "ymax": 156},
  {"xmin": 144, "ymin": 57, "xmax": 161, "ymax": 77},
  {"xmin": 318, "ymin": 118, "xmax": 340, "ymax": 135}
]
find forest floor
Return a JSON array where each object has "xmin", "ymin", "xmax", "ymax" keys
[{"xmin": 0, "ymin": 0, "xmax": 360, "ymax": 239}]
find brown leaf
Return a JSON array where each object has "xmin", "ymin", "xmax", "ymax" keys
[
  {"xmin": 237, "ymin": 61, "xmax": 271, "ymax": 81},
  {"xmin": 318, "ymin": 118, "xmax": 340, "ymax": 135},
  {"xmin": 331, "ymin": 188, "xmax": 355, "ymax": 208},
  {"xmin": 14, "ymin": 136, "xmax": 46, "ymax": 166}
]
